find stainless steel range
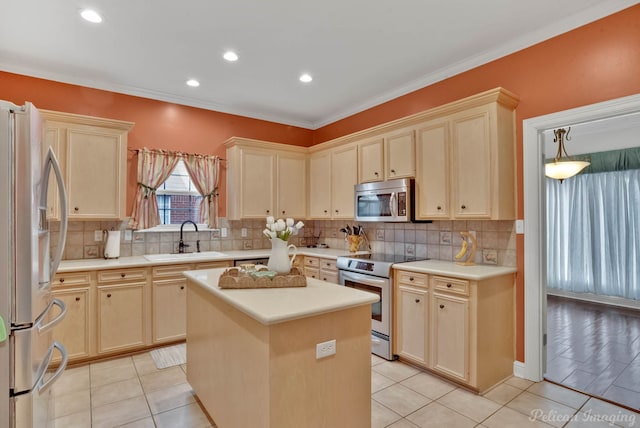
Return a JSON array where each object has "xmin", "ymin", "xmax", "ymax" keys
[{"xmin": 336, "ymin": 253, "xmax": 427, "ymax": 360}]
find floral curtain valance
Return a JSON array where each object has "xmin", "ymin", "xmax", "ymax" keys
[{"xmin": 128, "ymin": 148, "xmax": 221, "ymax": 230}]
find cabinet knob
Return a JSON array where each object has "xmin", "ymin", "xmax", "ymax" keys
[
  {"xmin": 439, "ymin": 304, "xmax": 444, "ymax": 309},
  {"xmin": 391, "ymin": 169, "xmax": 396, "ymax": 174},
  {"xmin": 107, "ymin": 293, "xmax": 112, "ymax": 298},
  {"xmin": 324, "ymin": 210, "xmax": 328, "ymax": 213},
  {"xmin": 409, "ymin": 276, "xmax": 414, "ymax": 281},
  {"xmin": 461, "ymin": 205, "xmax": 467, "ymax": 209},
  {"xmin": 59, "ymin": 278, "xmax": 65, "ymax": 283},
  {"xmin": 446, "ymin": 283, "xmax": 452, "ymax": 288},
  {"xmin": 266, "ymin": 210, "xmax": 270, "ymax": 214},
  {"xmin": 75, "ymin": 297, "xmax": 80, "ymax": 302},
  {"xmin": 335, "ymin": 209, "xmax": 339, "ymax": 213},
  {"xmin": 323, "ymin": 277, "xmax": 327, "ymax": 281},
  {"xmin": 415, "ymin": 299, "xmax": 420, "ymax": 303},
  {"xmin": 437, "ymin": 206, "xmax": 442, "ymax": 210},
  {"xmin": 121, "ymin": 273, "xmax": 126, "ymax": 278},
  {"xmin": 74, "ymin": 207, "xmax": 79, "ymax": 212},
  {"xmin": 282, "ymin": 210, "xmax": 285, "ymax": 214},
  {"xmin": 374, "ymin": 172, "xmax": 379, "ymax": 176},
  {"xmin": 180, "ymin": 285, "xmax": 185, "ymax": 290}
]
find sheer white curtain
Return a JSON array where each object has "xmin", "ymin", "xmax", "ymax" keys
[{"xmin": 546, "ymin": 169, "xmax": 640, "ymax": 300}]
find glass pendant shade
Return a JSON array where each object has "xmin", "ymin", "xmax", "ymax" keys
[{"xmin": 544, "ymin": 127, "xmax": 590, "ymax": 181}]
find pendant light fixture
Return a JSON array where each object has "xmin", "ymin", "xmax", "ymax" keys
[{"xmin": 545, "ymin": 127, "xmax": 590, "ymax": 182}]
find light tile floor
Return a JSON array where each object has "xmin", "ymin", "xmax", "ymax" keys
[{"xmin": 51, "ymin": 351, "xmax": 639, "ymax": 428}]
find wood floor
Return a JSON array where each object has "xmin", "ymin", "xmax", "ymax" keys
[{"xmin": 546, "ymin": 295, "xmax": 640, "ymax": 410}]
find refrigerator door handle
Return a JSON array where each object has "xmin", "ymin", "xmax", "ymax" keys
[
  {"xmin": 35, "ymin": 341, "xmax": 68, "ymax": 394},
  {"xmin": 41, "ymin": 147, "xmax": 68, "ymax": 277},
  {"xmin": 35, "ymin": 298, "xmax": 67, "ymax": 334}
]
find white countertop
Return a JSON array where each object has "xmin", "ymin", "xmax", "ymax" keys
[
  {"xmin": 393, "ymin": 260, "xmax": 517, "ymax": 280},
  {"xmin": 58, "ymin": 248, "xmax": 368, "ymax": 272},
  {"xmin": 184, "ymin": 268, "xmax": 379, "ymax": 325}
]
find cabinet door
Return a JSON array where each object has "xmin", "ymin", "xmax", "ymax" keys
[
  {"xmin": 97, "ymin": 283, "xmax": 145, "ymax": 354},
  {"xmin": 153, "ymin": 279, "xmax": 187, "ymax": 343},
  {"xmin": 451, "ymin": 108, "xmax": 492, "ymax": 218},
  {"xmin": 431, "ymin": 293, "xmax": 469, "ymax": 382},
  {"xmin": 358, "ymin": 138, "xmax": 384, "ymax": 183},
  {"xmin": 43, "ymin": 124, "xmax": 64, "ymax": 220},
  {"xmin": 66, "ymin": 126, "xmax": 126, "ymax": 219},
  {"xmin": 308, "ymin": 152, "xmax": 332, "ymax": 219},
  {"xmin": 52, "ymin": 287, "xmax": 90, "ymax": 362},
  {"xmin": 331, "ymin": 144, "xmax": 358, "ymax": 219},
  {"xmin": 416, "ymin": 120, "xmax": 450, "ymax": 219},
  {"xmin": 276, "ymin": 152, "xmax": 306, "ymax": 219},
  {"xmin": 385, "ymin": 129, "xmax": 415, "ymax": 179},
  {"xmin": 240, "ymin": 149, "xmax": 275, "ymax": 218},
  {"xmin": 396, "ymin": 284, "xmax": 428, "ymax": 366}
]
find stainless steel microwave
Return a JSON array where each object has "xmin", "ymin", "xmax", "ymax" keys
[{"xmin": 354, "ymin": 178, "xmax": 414, "ymax": 222}]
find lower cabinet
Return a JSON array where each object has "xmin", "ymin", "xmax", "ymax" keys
[
  {"xmin": 97, "ymin": 282, "xmax": 146, "ymax": 354},
  {"xmin": 302, "ymin": 256, "xmax": 338, "ymax": 284},
  {"xmin": 151, "ymin": 264, "xmax": 192, "ymax": 344},
  {"xmin": 51, "ymin": 285, "xmax": 91, "ymax": 363},
  {"xmin": 393, "ymin": 268, "xmax": 514, "ymax": 393}
]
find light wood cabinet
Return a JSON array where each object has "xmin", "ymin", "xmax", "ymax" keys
[
  {"xmin": 415, "ymin": 90, "xmax": 518, "ymax": 220},
  {"xmin": 384, "ymin": 127, "xmax": 415, "ymax": 179},
  {"xmin": 96, "ymin": 268, "xmax": 148, "ymax": 355},
  {"xmin": 395, "ymin": 275, "xmax": 428, "ymax": 366},
  {"xmin": 358, "ymin": 138, "xmax": 384, "ymax": 183},
  {"xmin": 393, "ymin": 268, "xmax": 515, "ymax": 393},
  {"xmin": 41, "ymin": 110, "xmax": 133, "ymax": 220},
  {"xmin": 308, "ymin": 144, "xmax": 358, "ymax": 220},
  {"xmin": 226, "ymin": 138, "xmax": 307, "ymax": 220},
  {"xmin": 51, "ymin": 271, "xmax": 92, "ymax": 363},
  {"xmin": 151, "ymin": 264, "xmax": 190, "ymax": 344},
  {"xmin": 302, "ymin": 256, "xmax": 339, "ymax": 284}
]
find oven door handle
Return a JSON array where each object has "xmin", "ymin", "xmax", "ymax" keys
[{"xmin": 340, "ymin": 271, "xmax": 388, "ymax": 288}]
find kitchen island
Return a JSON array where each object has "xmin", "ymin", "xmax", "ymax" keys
[{"xmin": 183, "ymin": 268, "xmax": 379, "ymax": 428}]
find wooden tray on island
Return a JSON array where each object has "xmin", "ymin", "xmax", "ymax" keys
[{"xmin": 218, "ymin": 266, "xmax": 307, "ymax": 289}]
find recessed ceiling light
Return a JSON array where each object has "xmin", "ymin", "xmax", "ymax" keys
[
  {"xmin": 80, "ymin": 9, "xmax": 102, "ymax": 23},
  {"xmin": 186, "ymin": 79, "xmax": 200, "ymax": 87},
  {"xmin": 223, "ymin": 51, "xmax": 238, "ymax": 62},
  {"xmin": 299, "ymin": 74, "xmax": 313, "ymax": 83}
]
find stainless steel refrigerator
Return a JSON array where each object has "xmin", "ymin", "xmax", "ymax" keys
[{"xmin": 0, "ymin": 101, "xmax": 69, "ymax": 427}]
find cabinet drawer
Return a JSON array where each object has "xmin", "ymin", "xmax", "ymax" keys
[
  {"xmin": 432, "ymin": 276, "xmax": 469, "ymax": 296},
  {"xmin": 396, "ymin": 271, "xmax": 428, "ymax": 287},
  {"xmin": 304, "ymin": 257, "xmax": 320, "ymax": 268},
  {"xmin": 319, "ymin": 258, "xmax": 337, "ymax": 272},
  {"xmin": 304, "ymin": 267, "xmax": 319, "ymax": 279},
  {"xmin": 53, "ymin": 272, "xmax": 91, "ymax": 287},
  {"xmin": 152, "ymin": 264, "xmax": 191, "ymax": 278},
  {"xmin": 195, "ymin": 261, "xmax": 231, "ymax": 270},
  {"xmin": 98, "ymin": 268, "xmax": 147, "ymax": 283}
]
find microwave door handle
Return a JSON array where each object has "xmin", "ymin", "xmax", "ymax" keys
[
  {"xmin": 389, "ymin": 192, "xmax": 397, "ymax": 217},
  {"xmin": 41, "ymin": 147, "xmax": 68, "ymax": 278}
]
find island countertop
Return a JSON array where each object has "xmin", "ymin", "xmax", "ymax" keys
[
  {"xmin": 393, "ymin": 259, "xmax": 517, "ymax": 280},
  {"xmin": 183, "ymin": 268, "xmax": 379, "ymax": 326}
]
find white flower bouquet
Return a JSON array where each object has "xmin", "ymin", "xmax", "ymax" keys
[{"xmin": 263, "ymin": 216, "xmax": 304, "ymax": 242}]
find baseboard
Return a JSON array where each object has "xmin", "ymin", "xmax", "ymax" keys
[{"xmin": 513, "ymin": 360, "xmax": 526, "ymax": 379}]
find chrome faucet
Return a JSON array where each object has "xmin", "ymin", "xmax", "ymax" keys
[{"xmin": 178, "ymin": 220, "xmax": 200, "ymax": 253}]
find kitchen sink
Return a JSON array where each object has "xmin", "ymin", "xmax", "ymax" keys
[{"xmin": 143, "ymin": 251, "xmax": 227, "ymax": 262}]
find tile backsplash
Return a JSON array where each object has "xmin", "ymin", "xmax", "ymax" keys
[{"xmin": 53, "ymin": 218, "xmax": 517, "ymax": 267}]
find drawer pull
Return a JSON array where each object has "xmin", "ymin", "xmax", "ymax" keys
[
  {"xmin": 121, "ymin": 273, "xmax": 126, "ymax": 278},
  {"xmin": 409, "ymin": 276, "xmax": 414, "ymax": 281},
  {"xmin": 59, "ymin": 278, "xmax": 65, "ymax": 283},
  {"xmin": 180, "ymin": 286, "xmax": 185, "ymax": 290},
  {"xmin": 107, "ymin": 293, "xmax": 112, "ymax": 298},
  {"xmin": 266, "ymin": 209, "xmax": 270, "ymax": 214},
  {"xmin": 446, "ymin": 283, "xmax": 452, "ymax": 288},
  {"xmin": 415, "ymin": 299, "xmax": 420, "ymax": 303},
  {"xmin": 437, "ymin": 206, "xmax": 442, "ymax": 210},
  {"xmin": 75, "ymin": 297, "xmax": 80, "ymax": 302},
  {"xmin": 461, "ymin": 205, "xmax": 467, "ymax": 209},
  {"xmin": 439, "ymin": 304, "xmax": 444, "ymax": 309},
  {"xmin": 74, "ymin": 207, "xmax": 79, "ymax": 212}
]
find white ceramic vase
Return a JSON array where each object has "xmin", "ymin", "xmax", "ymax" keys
[{"xmin": 267, "ymin": 238, "xmax": 297, "ymax": 274}]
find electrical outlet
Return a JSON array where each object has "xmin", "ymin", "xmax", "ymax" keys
[
  {"xmin": 516, "ymin": 219, "xmax": 525, "ymax": 234},
  {"xmin": 221, "ymin": 227, "xmax": 228, "ymax": 238},
  {"xmin": 316, "ymin": 339, "xmax": 336, "ymax": 359},
  {"xmin": 94, "ymin": 230, "xmax": 103, "ymax": 241},
  {"xmin": 241, "ymin": 228, "xmax": 247, "ymax": 237},
  {"xmin": 124, "ymin": 230, "xmax": 132, "ymax": 241}
]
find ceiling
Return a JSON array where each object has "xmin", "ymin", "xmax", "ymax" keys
[{"xmin": 1, "ymin": 1, "xmax": 637, "ymax": 129}]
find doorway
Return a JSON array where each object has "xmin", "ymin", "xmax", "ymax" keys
[{"xmin": 521, "ymin": 93, "xmax": 640, "ymax": 394}]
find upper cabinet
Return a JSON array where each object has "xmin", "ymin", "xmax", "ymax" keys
[
  {"xmin": 226, "ymin": 137, "xmax": 307, "ymax": 220},
  {"xmin": 309, "ymin": 144, "xmax": 358, "ymax": 220},
  {"xmin": 41, "ymin": 110, "xmax": 134, "ymax": 220},
  {"xmin": 415, "ymin": 88, "xmax": 519, "ymax": 220},
  {"xmin": 357, "ymin": 128, "xmax": 415, "ymax": 183}
]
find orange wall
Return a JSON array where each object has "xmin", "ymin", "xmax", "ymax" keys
[
  {"xmin": 1, "ymin": 5, "xmax": 639, "ymax": 362},
  {"xmin": 0, "ymin": 71, "xmax": 314, "ymax": 216},
  {"xmin": 315, "ymin": 4, "xmax": 640, "ymax": 362}
]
